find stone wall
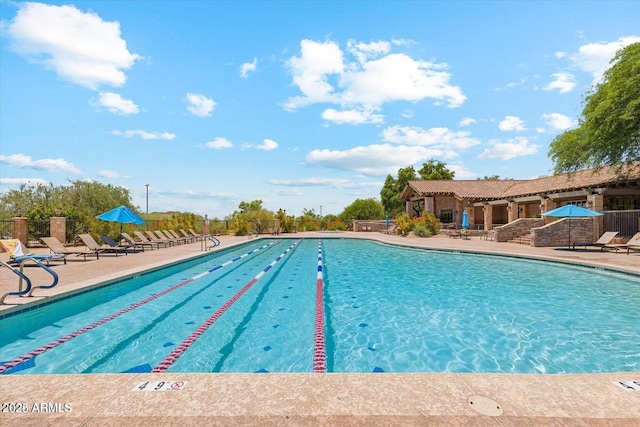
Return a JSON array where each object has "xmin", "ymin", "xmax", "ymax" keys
[
  {"xmin": 494, "ymin": 218, "xmax": 544, "ymax": 242},
  {"xmin": 531, "ymin": 218, "xmax": 594, "ymax": 247}
]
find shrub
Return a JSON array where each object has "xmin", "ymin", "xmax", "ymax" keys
[
  {"xmin": 395, "ymin": 213, "xmax": 413, "ymax": 235},
  {"xmin": 326, "ymin": 219, "xmax": 347, "ymax": 231}
]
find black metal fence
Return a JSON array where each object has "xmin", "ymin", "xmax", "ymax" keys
[{"xmin": 603, "ymin": 210, "xmax": 640, "ymax": 239}]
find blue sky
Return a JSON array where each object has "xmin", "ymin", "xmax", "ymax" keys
[{"xmin": 1, "ymin": 1, "xmax": 639, "ymax": 218}]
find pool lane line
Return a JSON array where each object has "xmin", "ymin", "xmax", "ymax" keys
[
  {"xmin": 152, "ymin": 239, "xmax": 301, "ymax": 373},
  {"xmin": 0, "ymin": 240, "xmax": 279, "ymax": 374},
  {"xmin": 313, "ymin": 239, "xmax": 326, "ymax": 373}
]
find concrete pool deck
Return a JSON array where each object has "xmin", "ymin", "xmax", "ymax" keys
[{"xmin": 1, "ymin": 232, "xmax": 639, "ymax": 426}]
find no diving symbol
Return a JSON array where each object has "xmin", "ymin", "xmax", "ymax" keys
[{"xmin": 170, "ymin": 381, "xmax": 185, "ymax": 390}]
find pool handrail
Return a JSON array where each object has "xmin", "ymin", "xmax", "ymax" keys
[
  {"xmin": 27, "ymin": 258, "xmax": 59, "ymax": 296},
  {"xmin": 0, "ymin": 260, "xmax": 33, "ymax": 303}
]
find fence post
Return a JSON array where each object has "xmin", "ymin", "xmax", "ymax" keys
[
  {"xmin": 12, "ymin": 216, "xmax": 28, "ymax": 247},
  {"xmin": 50, "ymin": 215, "xmax": 66, "ymax": 244}
]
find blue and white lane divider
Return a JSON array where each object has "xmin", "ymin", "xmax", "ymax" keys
[
  {"xmin": 313, "ymin": 240, "xmax": 326, "ymax": 373},
  {"xmin": 152, "ymin": 239, "xmax": 301, "ymax": 372},
  {"xmin": 0, "ymin": 240, "xmax": 278, "ymax": 374}
]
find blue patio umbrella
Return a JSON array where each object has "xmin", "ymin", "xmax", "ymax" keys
[
  {"xmin": 541, "ymin": 204, "xmax": 603, "ymax": 248},
  {"xmin": 96, "ymin": 206, "xmax": 145, "ymax": 231},
  {"xmin": 461, "ymin": 210, "xmax": 470, "ymax": 229}
]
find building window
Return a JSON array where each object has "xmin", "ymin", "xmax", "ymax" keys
[
  {"xmin": 439, "ymin": 209, "xmax": 454, "ymax": 223},
  {"xmin": 611, "ymin": 197, "xmax": 638, "ymax": 210}
]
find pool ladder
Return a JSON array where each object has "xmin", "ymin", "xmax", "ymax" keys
[
  {"xmin": 203, "ymin": 235, "xmax": 221, "ymax": 251},
  {"xmin": 0, "ymin": 258, "xmax": 59, "ymax": 304}
]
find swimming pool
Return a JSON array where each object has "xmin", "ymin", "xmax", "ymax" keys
[{"xmin": 1, "ymin": 238, "xmax": 639, "ymax": 375}]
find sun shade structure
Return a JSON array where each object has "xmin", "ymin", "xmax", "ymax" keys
[
  {"xmin": 96, "ymin": 206, "xmax": 145, "ymax": 225},
  {"xmin": 542, "ymin": 205, "xmax": 604, "ymax": 249}
]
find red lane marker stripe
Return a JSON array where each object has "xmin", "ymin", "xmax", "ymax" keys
[
  {"xmin": 0, "ymin": 241, "xmax": 277, "ymax": 374},
  {"xmin": 151, "ymin": 240, "xmax": 300, "ymax": 372}
]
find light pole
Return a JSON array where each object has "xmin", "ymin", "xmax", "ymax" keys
[{"xmin": 145, "ymin": 184, "xmax": 149, "ymax": 217}]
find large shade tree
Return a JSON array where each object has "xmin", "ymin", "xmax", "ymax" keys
[
  {"xmin": 380, "ymin": 160, "xmax": 455, "ymax": 216},
  {"xmin": 549, "ymin": 42, "xmax": 639, "ymax": 172}
]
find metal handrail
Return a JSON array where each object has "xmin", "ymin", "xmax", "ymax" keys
[
  {"xmin": 0, "ymin": 261, "xmax": 32, "ymax": 303},
  {"xmin": 0, "ymin": 257, "xmax": 59, "ymax": 303}
]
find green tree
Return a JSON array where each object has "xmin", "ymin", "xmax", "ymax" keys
[
  {"xmin": 417, "ymin": 159, "xmax": 455, "ymax": 180},
  {"xmin": 380, "ymin": 166, "xmax": 417, "ymax": 216},
  {"xmin": 549, "ymin": 42, "xmax": 640, "ymax": 172},
  {"xmin": 339, "ymin": 198, "xmax": 385, "ymax": 222},
  {"xmin": 380, "ymin": 160, "xmax": 455, "ymax": 216},
  {"xmin": 231, "ymin": 199, "xmax": 274, "ymax": 234}
]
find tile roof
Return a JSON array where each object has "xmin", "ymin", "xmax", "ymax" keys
[{"xmin": 403, "ymin": 162, "xmax": 640, "ymax": 201}]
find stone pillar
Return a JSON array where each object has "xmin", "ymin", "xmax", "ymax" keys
[
  {"xmin": 455, "ymin": 199, "xmax": 464, "ymax": 227},
  {"xmin": 483, "ymin": 204, "xmax": 493, "ymax": 230},
  {"xmin": 424, "ymin": 197, "xmax": 435, "ymax": 215},
  {"xmin": 12, "ymin": 217, "xmax": 28, "ymax": 247},
  {"xmin": 507, "ymin": 201, "xmax": 519, "ymax": 223},
  {"xmin": 589, "ymin": 193, "xmax": 604, "ymax": 239},
  {"xmin": 543, "ymin": 199, "xmax": 555, "ymax": 224},
  {"xmin": 406, "ymin": 200, "xmax": 413, "ymax": 217},
  {"xmin": 203, "ymin": 215, "xmax": 210, "ymax": 236},
  {"xmin": 50, "ymin": 216, "xmax": 66, "ymax": 243}
]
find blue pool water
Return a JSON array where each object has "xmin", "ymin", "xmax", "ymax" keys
[{"xmin": 1, "ymin": 238, "xmax": 639, "ymax": 374}]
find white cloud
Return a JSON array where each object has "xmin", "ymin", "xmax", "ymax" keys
[
  {"xmin": 273, "ymin": 188, "xmax": 304, "ymax": 196},
  {"xmin": 305, "ymin": 143, "xmax": 452, "ymax": 177},
  {"xmin": 382, "ymin": 125, "xmax": 481, "ymax": 150},
  {"xmin": 240, "ymin": 58, "xmax": 258, "ymax": 78},
  {"xmin": 268, "ymin": 177, "xmax": 351, "ymax": 188},
  {"xmin": 98, "ymin": 169, "xmax": 122, "ymax": 179},
  {"xmin": 5, "ymin": 2, "xmax": 140, "ymax": 90},
  {"xmin": 154, "ymin": 189, "xmax": 236, "ymax": 200},
  {"xmin": 204, "ymin": 137, "xmax": 233, "ymax": 149},
  {"xmin": 96, "ymin": 92, "xmax": 139, "ymax": 115},
  {"xmin": 459, "ymin": 117, "xmax": 477, "ymax": 127},
  {"xmin": 284, "ymin": 39, "xmax": 466, "ymax": 116},
  {"xmin": 478, "ymin": 137, "xmax": 539, "ymax": 160},
  {"xmin": 186, "ymin": 93, "xmax": 216, "ymax": 117},
  {"xmin": 256, "ymin": 139, "xmax": 279, "ymax": 151},
  {"xmin": 543, "ymin": 72, "xmax": 576, "ymax": 94},
  {"xmin": 284, "ymin": 39, "xmax": 344, "ymax": 110},
  {"xmin": 570, "ymin": 36, "xmax": 640, "ymax": 84},
  {"xmin": 498, "ymin": 116, "xmax": 526, "ymax": 132},
  {"xmin": 0, "ymin": 153, "xmax": 81, "ymax": 174},
  {"xmin": 541, "ymin": 113, "xmax": 576, "ymax": 131},
  {"xmin": 0, "ymin": 177, "xmax": 49, "ymax": 186},
  {"xmin": 241, "ymin": 139, "xmax": 279, "ymax": 150},
  {"xmin": 321, "ymin": 108, "xmax": 384, "ymax": 125},
  {"xmin": 112, "ymin": 130, "xmax": 176, "ymax": 140}
]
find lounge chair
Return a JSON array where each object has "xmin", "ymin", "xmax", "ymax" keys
[
  {"xmin": 41, "ymin": 236, "xmax": 100, "ymax": 261},
  {"xmin": 156, "ymin": 230, "xmax": 182, "ymax": 245},
  {"xmin": 603, "ymin": 232, "xmax": 640, "ymax": 253},
  {"xmin": 134, "ymin": 231, "xmax": 168, "ymax": 248},
  {"xmin": 0, "ymin": 238, "xmax": 66, "ymax": 265},
  {"xmin": 146, "ymin": 230, "xmax": 175, "ymax": 247},
  {"xmin": 78, "ymin": 234, "xmax": 127, "ymax": 256},
  {"xmin": 167, "ymin": 230, "xmax": 191, "ymax": 244},
  {"xmin": 572, "ymin": 231, "xmax": 619, "ymax": 250},
  {"xmin": 625, "ymin": 244, "xmax": 640, "ymax": 255},
  {"xmin": 100, "ymin": 235, "xmax": 139, "ymax": 253},
  {"xmin": 188, "ymin": 229, "xmax": 204, "ymax": 240},
  {"xmin": 179, "ymin": 229, "xmax": 197, "ymax": 242},
  {"xmin": 121, "ymin": 232, "xmax": 158, "ymax": 250}
]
